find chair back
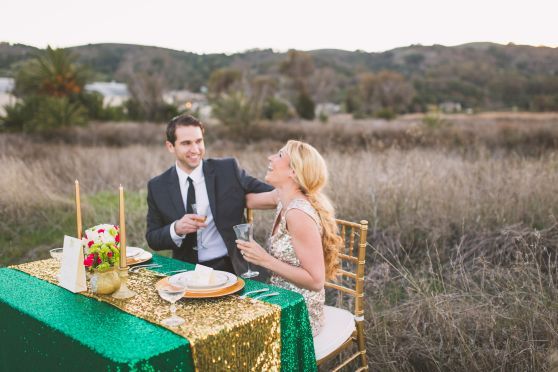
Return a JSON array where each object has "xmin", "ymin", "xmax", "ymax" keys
[
  {"xmin": 325, "ymin": 219, "xmax": 368, "ymax": 318},
  {"xmin": 319, "ymin": 218, "xmax": 369, "ymax": 370},
  {"xmin": 246, "ymin": 208, "xmax": 254, "ymax": 224}
]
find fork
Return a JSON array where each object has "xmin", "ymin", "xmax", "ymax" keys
[
  {"xmin": 151, "ymin": 269, "xmax": 190, "ymax": 277},
  {"xmin": 239, "ymin": 288, "xmax": 269, "ymax": 299},
  {"xmin": 129, "ymin": 264, "xmax": 162, "ymax": 273},
  {"xmin": 252, "ymin": 291, "xmax": 280, "ymax": 301}
]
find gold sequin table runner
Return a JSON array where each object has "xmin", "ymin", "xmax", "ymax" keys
[{"xmin": 12, "ymin": 259, "xmax": 281, "ymax": 371}]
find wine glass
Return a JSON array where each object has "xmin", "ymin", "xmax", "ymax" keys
[
  {"xmin": 233, "ymin": 223, "xmax": 259, "ymax": 279},
  {"xmin": 50, "ymin": 248, "xmax": 64, "ymax": 281},
  {"xmin": 191, "ymin": 203, "xmax": 209, "ymax": 250},
  {"xmin": 49, "ymin": 248, "xmax": 64, "ymax": 261},
  {"xmin": 157, "ymin": 282, "xmax": 188, "ymax": 327}
]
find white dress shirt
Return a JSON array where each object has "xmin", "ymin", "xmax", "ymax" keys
[{"xmin": 170, "ymin": 162, "xmax": 228, "ymax": 262}]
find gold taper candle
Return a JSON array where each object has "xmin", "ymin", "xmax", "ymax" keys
[
  {"xmin": 75, "ymin": 180, "xmax": 82, "ymax": 239},
  {"xmin": 112, "ymin": 184, "xmax": 136, "ymax": 299},
  {"xmin": 119, "ymin": 185, "xmax": 127, "ymax": 268}
]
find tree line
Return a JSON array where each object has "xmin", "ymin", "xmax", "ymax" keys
[{"xmin": 1, "ymin": 43, "xmax": 557, "ymax": 132}]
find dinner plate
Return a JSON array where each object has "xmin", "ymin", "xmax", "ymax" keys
[
  {"xmin": 126, "ymin": 246, "xmax": 144, "ymax": 258},
  {"xmin": 156, "ymin": 276, "xmax": 245, "ymax": 299},
  {"xmin": 169, "ymin": 270, "xmax": 238, "ymax": 292},
  {"xmin": 168, "ymin": 271, "xmax": 228, "ymax": 289},
  {"xmin": 127, "ymin": 250, "xmax": 153, "ymax": 265}
]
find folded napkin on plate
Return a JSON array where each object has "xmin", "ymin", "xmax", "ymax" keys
[{"xmin": 190, "ymin": 264, "xmax": 216, "ymax": 286}]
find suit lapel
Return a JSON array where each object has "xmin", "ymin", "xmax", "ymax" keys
[
  {"xmin": 203, "ymin": 160, "xmax": 217, "ymax": 219},
  {"xmin": 166, "ymin": 167, "xmax": 186, "ymax": 218}
]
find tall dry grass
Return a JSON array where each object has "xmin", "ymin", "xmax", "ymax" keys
[
  {"xmin": 2, "ymin": 114, "xmax": 558, "ymax": 370},
  {"xmin": 8, "ymin": 112, "xmax": 558, "ymax": 156}
]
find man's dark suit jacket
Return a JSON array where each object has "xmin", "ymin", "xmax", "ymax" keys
[{"xmin": 146, "ymin": 158, "xmax": 273, "ymax": 275}]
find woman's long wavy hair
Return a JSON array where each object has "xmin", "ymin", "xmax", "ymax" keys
[{"xmin": 284, "ymin": 140, "xmax": 342, "ymax": 280}]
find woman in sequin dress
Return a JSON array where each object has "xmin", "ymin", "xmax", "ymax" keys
[{"xmin": 236, "ymin": 140, "xmax": 342, "ymax": 336}]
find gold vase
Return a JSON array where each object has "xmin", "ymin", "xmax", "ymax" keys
[{"xmin": 90, "ymin": 267, "xmax": 121, "ymax": 295}]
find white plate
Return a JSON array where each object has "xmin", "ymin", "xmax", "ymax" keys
[
  {"xmin": 126, "ymin": 246, "xmax": 144, "ymax": 258},
  {"xmin": 128, "ymin": 250, "xmax": 153, "ymax": 265},
  {"xmin": 169, "ymin": 271, "xmax": 238, "ymax": 292}
]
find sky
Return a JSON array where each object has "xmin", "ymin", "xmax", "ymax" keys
[{"xmin": 2, "ymin": 0, "xmax": 557, "ymax": 54}]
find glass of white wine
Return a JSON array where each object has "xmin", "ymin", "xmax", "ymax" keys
[
  {"xmin": 157, "ymin": 282, "xmax": 188, "ymax": 327},
  {"xmin": 233, "ymin": 223, "xmax": 259, "ymax": 279},
  {"xmin": 191, "ymin": 203, "xmax": 209, "ymax": 249}
]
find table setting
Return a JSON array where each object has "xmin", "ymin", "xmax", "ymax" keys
[{"xmin": 0, "ymin": 181, "xmax": 317, "ymax": 371}]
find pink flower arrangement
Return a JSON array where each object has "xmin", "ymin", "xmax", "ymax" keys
[{"xmin": 82, "ymin": 224, "xmax": 121, "ymax": 272}]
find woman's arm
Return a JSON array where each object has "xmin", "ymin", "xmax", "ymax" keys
[
  {"xmin": 246, "ymin": 190, "xmax": 278, "ymax": 210},
  {"xmin": 236, "ymin": 209, "xmax": 325, "ymax": 291}
]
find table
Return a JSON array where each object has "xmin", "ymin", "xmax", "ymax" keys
[{"xmin": 0, "ymin": 255, "xmax": 317, "ymax": 371}]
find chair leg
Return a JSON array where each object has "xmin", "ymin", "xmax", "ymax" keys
[{"xmin": 355, "ymin": 320, "xmax": 368, "ymax": 368}]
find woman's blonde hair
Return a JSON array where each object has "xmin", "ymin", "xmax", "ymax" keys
[{"xmin": 283, "ymin": 140, "xmax": 342, "ymax": 280}]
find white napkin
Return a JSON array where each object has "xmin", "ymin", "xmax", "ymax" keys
[
  {"xmin": 59, "ymin": 235, "xmax": 87, "ymax": 293},
  {"xmin": 191, "ymin": 264, "xmax": 216, "ymax": 286}
]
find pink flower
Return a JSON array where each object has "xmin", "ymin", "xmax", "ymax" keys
[
  {"xmin": 87, "ymin": 240, "xmax": 94, "ymax": 248},
  {"xmin": 84, "ymin": 254, "xmax": 94, "ymax": 267},
  {"xmin": 115, "ymin": 234, "xmax": 120, "ymax": 243},
  {"xmin": 108, "ymin": 252, "xmax": 113, "ymax": 258},
  {"xmin": 98, "ymin": 229, "xmax": 105, "ymax": 234}
]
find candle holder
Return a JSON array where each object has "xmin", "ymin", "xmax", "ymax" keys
[{"xmin": 111, "ymin": 266, "xmax": 137, "ymax": 299}]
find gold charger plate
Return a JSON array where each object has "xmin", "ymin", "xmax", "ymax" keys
[{"xmin": 155, "ymin": 276, "xmax": 245, "ymax": 298}]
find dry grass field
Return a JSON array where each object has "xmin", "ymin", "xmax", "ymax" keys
[{"xmin": 2, "ymin": 112, "xmax": 558, "ymax": 370}]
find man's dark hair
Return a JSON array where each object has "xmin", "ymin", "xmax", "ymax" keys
[{"xmin": 166, "ymin": 114, "xmax": 205, "ymax": 144}]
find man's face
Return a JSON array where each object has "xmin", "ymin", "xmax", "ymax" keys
[{"xmin": 166, "ymin": 125, "xmax": 205, "ymax": 173}]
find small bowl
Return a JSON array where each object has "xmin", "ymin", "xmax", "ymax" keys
[{"xmin": 50, "ymin": 248, "xmax": 64, "ymax": 261}]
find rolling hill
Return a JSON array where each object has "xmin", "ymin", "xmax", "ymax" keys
[{"xmin": 1, "ymin": 41, "xmax": 557, "ymax": 110}]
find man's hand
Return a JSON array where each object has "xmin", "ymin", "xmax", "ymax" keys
[{"xmin": 174, "ymin": 214, "xmax": 207, "ymax": 235}]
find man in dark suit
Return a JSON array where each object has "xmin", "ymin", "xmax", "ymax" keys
[{"xmin": 146, "ymin": 114, "xmax": 273, "ymax": 275}]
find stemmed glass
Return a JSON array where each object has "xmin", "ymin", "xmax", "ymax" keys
[
  {"xmin": 49, "ymin": 248, "xmax": 64, "ymax": 261},
  {"xmin": 50, "ymin": 248, "xmax": 63, "ymax": 281},
  {"xmin": 191, "ymin": 203, "xmax": 209, "ymax": 250},
  {"xmin": 157, "ymin": 282, "xmax": 188, "ymax": 327},
  {"xmin": 233, "ymin": 223, "xmax": 259, "ymax": 279}
]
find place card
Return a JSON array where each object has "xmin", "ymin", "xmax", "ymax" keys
[{"xmin": 59, "ymin": 235, "xmax": 87, "ymax": 293}]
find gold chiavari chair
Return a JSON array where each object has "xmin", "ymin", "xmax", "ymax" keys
[
  {"xmin": 246, "ymin": 208, "xmax": 254, "ymax": 224},
  {"xmin": 314, "ymin": 218, "xmax": 368, "ymax": 371}
]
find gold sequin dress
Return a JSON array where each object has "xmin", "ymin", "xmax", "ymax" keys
[{"xmin": 268, "ymin": 198, "xmax": 325, "ymax": 336}]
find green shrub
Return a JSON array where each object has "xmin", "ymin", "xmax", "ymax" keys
[
  {"xmin": 0, "ymin": 100, "xmax": 33, "ymax": 132},
  {"xmin": 295, "ymin": 91, "xmax": 315, "ymax": 120},
  {"xmin": 103, "ymin": 106, "xmax": 127, "ymax": 121},
  {"xmin": 262, "ymin": 97, "xmax": 292, "ymax": 121},
  {"xmin": 124, "ymin": 99, "xmax": 143, "ymax": 121},
  {"xmin": 344, "ymin": 88, "xmax": 361, "ymax": 114},
  {"xmin": 80, "ymin": 91, "xmax": 129, "ymax": 122},
  {"xmin": 211, "ymin": 92, "xmax": 257, "ymax": 128},
  {"xmin": 1, "ymin": 95, "xmax": 87, "ymax": 132},
  {"xmin": 124, "ymin": 99, "xmax": 178, "ymax": 123},
  {"xmin": 26, "ymin": 96, "xmax": 87, "ymax": 132},
  {"xmin": 422, "ymin": 111, "xmax": 449, "ymax": 129},
  {"xmin": 155, "ymin": 103, "xmax": 179, "ymax": 123},
  {"xmin": 375, "ymin": 108, "xmax": 396, "ymax": 120}
]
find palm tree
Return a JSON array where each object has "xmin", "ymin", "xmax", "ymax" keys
[
  {"xmin": 2, "ymin": 47, "xmax": 90, "ymax": 132},
  {"xmin": 14, "ymin": 46, "xmax": 88, "ymax": 99}
]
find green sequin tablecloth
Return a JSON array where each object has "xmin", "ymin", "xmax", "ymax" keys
[{"xmin": 0, "ymin": 255, "xmax": 317, "ymax": 371}]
